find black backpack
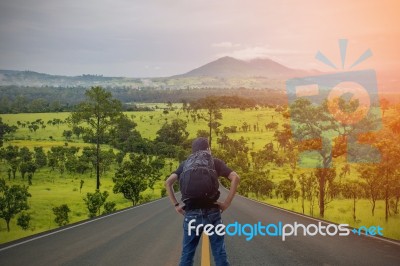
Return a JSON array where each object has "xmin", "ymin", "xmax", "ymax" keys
[{"xmin": 180, "ymin": 150, "xmax": 220, "ymax": 202}]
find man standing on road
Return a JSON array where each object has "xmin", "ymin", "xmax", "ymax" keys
[{"xmin": 165, "ymin": 137, "xmax": 240, "ymax": 266}]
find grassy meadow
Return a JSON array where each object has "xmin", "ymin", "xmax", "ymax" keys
[{"xmin": 1, "ymin": 105, "xmax": 399, "ymax": 243}]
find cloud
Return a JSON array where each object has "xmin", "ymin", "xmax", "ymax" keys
[
  {"xmin": 216, "ymin": 46, "xmax": 300, "ymax": 60},
  {"xmin": 211, "ymin": 42, "xmax": 241, "ymax": 48}
]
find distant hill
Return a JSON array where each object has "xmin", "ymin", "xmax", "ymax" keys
[
  {"xmin": 175, "ymin": 56, "xmax": 317, "ymax": 79},
  {"xmin": 0, "ymin": 70, "xmax": 142, "ymax": 87},
  {"xmin": 0, "ymin": 57, "xmax": 318, "ymax": 89}
]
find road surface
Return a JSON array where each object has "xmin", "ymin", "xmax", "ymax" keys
[{"xmin": 1, "ymin": 188, "xmax": 399, "ymax": 265}]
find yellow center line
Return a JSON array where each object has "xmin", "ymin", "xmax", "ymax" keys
[{"xmin": 201, "ymin": 233, "xmax": 211, "ymax": 266}]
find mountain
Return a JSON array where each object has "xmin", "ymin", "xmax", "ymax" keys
[{"xmin": 175, "ymin": 56, "xmax": 316, "ymax": 79}]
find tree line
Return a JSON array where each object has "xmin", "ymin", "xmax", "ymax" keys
[{"xmin": 0, "ymin": 85, "xmax": 285, "ymax": 114}]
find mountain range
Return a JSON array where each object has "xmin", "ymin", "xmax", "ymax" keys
[{"xmin": 0, "ymin": 57, "xmax": 317, "ymax": 89}]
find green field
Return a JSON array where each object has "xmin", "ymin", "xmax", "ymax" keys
[{"xmin": 1, "ymin": 105, "xmax": 399, "ymax": 243}]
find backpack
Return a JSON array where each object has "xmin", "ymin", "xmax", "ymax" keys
[{"xmin": 179, "ymin": 150, "xmax": 220, "ymax": 202}]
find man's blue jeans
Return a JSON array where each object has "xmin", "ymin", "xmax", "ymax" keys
[{"xmin": 179, "ymin": 208, "xmax": 229, "ymax": 266}]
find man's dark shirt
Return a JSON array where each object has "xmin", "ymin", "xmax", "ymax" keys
[{"xmin": 173, "ymin": 158, "xmax": 232, "ymax": 211}]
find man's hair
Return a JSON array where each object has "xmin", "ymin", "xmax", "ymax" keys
[{"xmin": 192, "ymin": 137, "xmax": 209, "ymax": 153}]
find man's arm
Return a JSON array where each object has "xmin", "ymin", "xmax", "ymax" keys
[
  {"xmin": 216, "ymin": 171, "xmax": 240, "ymax": 212},
  {"xmin": 165, "ymin": 173, "xmax": 185, "ymax": 215}
]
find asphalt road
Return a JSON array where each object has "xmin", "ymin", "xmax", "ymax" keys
[{"xmin": 1, "ymin": 188, "xmax": 399, "ymax": 266}]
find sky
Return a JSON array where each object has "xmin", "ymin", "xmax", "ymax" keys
[{"xmin": 0, "ymin": 0, "xmax": 399, "ymax": 86}]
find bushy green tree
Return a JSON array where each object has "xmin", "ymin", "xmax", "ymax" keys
[
  {"xmin": 0, "ymin": 118, "xmax": 17, "ymax": 147},
  {"xmin": 2, "ymin": 146, "xmax": 20, "ymax": 179},
  {"xmin": 84, "ymin": 190, "xmax": 109, "ymax": 218},
  {"xmin": 72, "ymin": 126, "xmax": 84, "ymax": 139},
  {"xmin": 34, "ymin": 147, "xmax": 47, "ymax": 169},
  {"xmin": 276, "ymin": 177, "xmax": 297, "ymax": 202},
  {"xmin": 62, "ymin": 130, "xmax": 73, "ymax": 141},
  {"xmin": 19, "ymin": 147, "xmax": 32, "ymax": 163},
  {"xmin": 0, "ymin": 179, "xmax": 31, "ymax": 232},
  {"xmin": 52, "ymin": 204, "xmax": 71, "ymax": 226},
  {"xmin": 109, "ymin": 114, "xmax": 142, "ymax": 152},
  {"xmin": 20, "ymin": 161, "xmax": 36, "ymax": 181},
  {"xmin": 47, "ymin": 146, "xmax": 78, "ymax": 175},
  {"xmin": 17, "ymin": 212, "xmax": 31, "ymax": 230},
  {"xmin": 113, "ymin": 154, "xmax": 164, "ymax": 206},
  {"xmin": 155, "ymin": 119, "xmax": 189, "ymax": 146}
]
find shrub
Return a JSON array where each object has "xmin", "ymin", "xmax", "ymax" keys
[
  {"xmin": 84, "ymin": 190, "xmax": 108, "ymax": 218},
  {"xmin": 52, "ymin": 204, "xmax": 71, "ymax": 226},
  {"xmin": 17, "ymin": 212, "xmax": 31, "ymax": 230},
  {"xmin": 102, "ymin": 201, "xmax": 117, "ymax": 215}
]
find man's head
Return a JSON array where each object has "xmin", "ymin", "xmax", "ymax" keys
[{"xmin": 192, "ymin": 137, "xmax": 210, "ymax": 153}]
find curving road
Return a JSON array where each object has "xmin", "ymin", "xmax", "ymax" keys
[{"xmin": 1, "ymin": 188, "xmax": 399, "ymax": 266}]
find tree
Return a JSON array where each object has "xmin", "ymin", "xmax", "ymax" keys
[
  {"xmin": 155, "ymin": 119, "xmax": 189, "ymax": 146},
  {"xmin": 99, "ymin": 149, "xmax": 115, "ymax": 175},
  {"xmin": 289, "ymin": 97, "xmax": 378, "ymax": 217},
  {"xmin": 70, "ymin": 86, "xmax": 123, "ymax": 189},
  {"xmin": 274, "ymin": 123, "xmax": 292, "ymax": 151},
  {"xmin": 20, "ymin": 161, "xmax": 36, "ymax": 181},
  {"xmin": 313, "ymin": 167, "xmax": 337, "ymax": 217},
  {"xmin": 109, "ymin": 114, "xmax": 142, "ymax": 152},
  {"xmin": 359, "ymin": 165, "xmax": 382, "ymax": 216},
  {"xmin": 28, "ymin": 124, "xmax": 39, "ymax": 133},
  {"xmin": 369, "ymin": 130, "xmax": 400, "ymax": 221},
  {"xmin": 254, "ymin": 171, "xmax": 275, "ymax": 198},
  {"xmin": 0, "ymin": 117, "xmax": 17, "ymax": 147},
  {"xmin": 276, "ymin": 176, "xmax": 297, "ymax": 202},
  {"xmin": 72, "ymin": 126, "xmax": 84, "ymax": 139},
  {"xmin": 214, "ymin": 135, "xmax": 250, "ymax": 173},
  {"xmin": 113, "ymin": 154, "xmax": 165, "ymax": 206},
  {"xmin": 190, "ymin": 97, "xmax": 222, "ymax": 149},
  {"xmin": 297, "ymin": 173, "xmax": 307, "ymax": 214},
  {"xmin": 252, "ymin": 143, "xmax": 276, "ymax": 169},
  {"xmin": 0, "ymin": 179, "xmax": 31, "ymax": 232},
  {"xmin": 47, "ymin": 146, "xmax": 69, "ymax": 175},
  {"xmin": 3, "ymin": 146, "xmax": 20, "ymax": 179},
  {"xmin": 391, "ymin": 177, "xmax": 400, "ymax": 215},
  {"xmin": 17, "ymin": 212, "xmax": 31, "ymax": 230},
  {"xmin": 84, "ymin": 190, "xmax": 109, "ymax": 218},
  {"xmin": 62, "ymin": 130, "xmax": 73, "ymax": 141},
  {"xmin": 19, "ymin": 147, "xmax": 32, "ymax": 163},
  {"xmin": 239, "ymin": 170, "xmax": 274, "ymax": 199},
  {"xmin": 34, "ymin": 147, "xmax": 47, "ymax": 170},
  {"xmin": 18, "ymin": 147, "xmax": 34, "ymax": 180},
  {"xmin": 298, "ymin": 171, "xmax": 319, "ymax": 216},
  {"xmin": 342, "ymin": 180, "xmax": 364, "ymax": 221},
  {"xmin": 52, "ymin": 204, "xmax": 71, "ymax": 226}
]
